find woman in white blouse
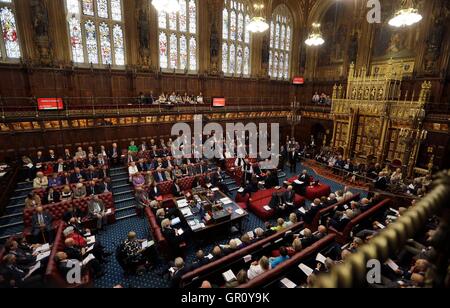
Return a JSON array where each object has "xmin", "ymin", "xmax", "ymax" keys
[{"xmin": 247, "ymin": 256, "xmax": 271, "ymax": 280}]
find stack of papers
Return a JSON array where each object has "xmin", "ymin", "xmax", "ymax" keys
[
  {"xmin": 191, "ymin": 223, "xmax": 205, "ymax": 231},
  {"xmin": 280, "ymin": 278, "xmax": 297, "ymax": 288},
  {"xmin": 177, "ymin": 199, "xmax": 189, "ymax": 208},
  {"xmin": 181, "ymin": 208, "xmax": 193, "ymax": 217}
]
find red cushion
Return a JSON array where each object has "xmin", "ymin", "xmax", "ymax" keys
[
  {"xmin": 305, "ymin": 184, "xmax": 331, "ymax": 200},
  {"xmin": 249, "ymin": 197, "xmax": 274, "ymax": 220}
]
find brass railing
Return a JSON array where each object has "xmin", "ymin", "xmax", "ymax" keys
[{"xmin": 313, "ymin": 169, "xmax": 450, "ymax": 288}]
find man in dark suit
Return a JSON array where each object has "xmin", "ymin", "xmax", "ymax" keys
[
  {"xmin": 374, "ymin": 172, "xmax": 388, "ymax": 191},
  {"xmin": 69, "ymin": 167, "xmax": 85, "ymax": 184},
  {"xmin": 95, "ymin": 178, "xmax": 112, "ymax": 195},
  {"xmin": 329, "ymin": 210, "xmax": 352, "ymax": 231},
  {"xmin": 137, "ymin": 159, "xmax": 147, "ymax": 172},
  {"xmin": 84, "ymin": 166, "xmax": 98, "ymax": 182},
  {"xmin": 283, "ymin": 186, "xmax": 296, "ymax": 210},
  {"xmin": 148, "ymin": 182, "xmax": 162, "ymax": 200},
  {"xmin": 108, "ymin": 143, "xmax": 121, "ymax": 167},
  {"xmin": 1, "ymin": 254, "xmax": 42, "ymax": 288},
  {"xmin": 264, "ymin": 170, "xmax": 279, "ymax": 189},
  {"xmin": 288, "ymin": 149, "xmax": 298, "ymax": 173},
  {"xmin": 295, "ymin": 170, "xmax": 310, "ymax": 195},
  {"xmin": 154, "ymin": 168, "xmax": 167, "ymax": 183},
  {"xmin": 53, "ymin": 159, "xmax": 67, "ymax": 173},
  {"xmin": 172, "ymin": 179, "xmax": 183, "ymax": 197},
  {"xmin": 169, "ymin": 257, "xmax": 191, "ymax": 288},
  {"xmin": 31, "ymin": 207, "xmax": 53, "ymax": 244},
  {"xmin": 191, "ymin": 250, "xmax": 209, "ymax": 270},
  {"xmin": 269, "ymin": 192, "xmax": 287, "ymax": 214},
  {"xmin": 47, "ymin": 150, "xmax": 57, "ymax": 162}
]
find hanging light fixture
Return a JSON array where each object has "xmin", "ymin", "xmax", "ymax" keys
[
  {"xmin": 247, "ymin": 3, "xmax": 270, "ymax": 33},
  {"xmin": 152, "ymin": 0, "xmax": 180, "ymax": 14},
  {"xmin": 388, "ymin": 0, "xmax": 423, "ymax": 28},
  {"xmin": 305, "ymin": 23, "xmax": 325, "ymax": 47}
]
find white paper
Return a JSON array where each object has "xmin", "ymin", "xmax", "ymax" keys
[
  {"xmin": 142, "ymin": 240, "xmax": 155, "ymax": 249},
  {"xmin": 281, "ymin": 278, "xmax": 297, "ymax": 289},
  {"xmin": 235, "ymin": 209, "xmax": 245, "ymax": 215},
  {"xmin": 23, "ymin": 261, "xmax": 41, "ymax": 280},
  {"xmin": 86, "ymin": 236, "xmax": 96, "ymax": 245},
  {"xmin": 263, "ymin": 206, "xmax": 272, "ymax": 211},
  {"xmin": 294, "ymin": 180, "xmax": 304, "ymax": 185},
  {"xmin": 247, "ymin": 231, "xmax": 254, "ymax": 239},
  {"xmin": 222, "ymin": 270, "xmax": 237, "ymax": 282},
  {"xmin": 316, "ymin": 253, "xmax": 327, "ymax": 264},
  {"xmin": 243, "ymin": 255, "xmax": 252, "ymax": 263},
  {"xmin": 206, "ymin": 254, "xmax": 214, "ymax": 260},
  {"xmin": 35, "ymin": 243, "xmax": 50, "ymax": 253},
  {"xmin": 390, "ymin": 208, "xmax": 400, "ymax": 215},
  {"xmin": 82, "ymin": 254, "xmax": 95, "ymax": 266},
  {"xmin": 106, "ymin": 208, "xmax": 112, "ymax": 215},
  {"xmin": 299, "ymin": 207, "xmax": 306, "ymax": 214},
  {"xmin": 211, "ymin": 188, "xmax": 220, "ymax": 192},
  {"xmin": 85, "ymin": 245, "xmax": 94, "ymax": 254},
  {"xmin": 177, "ymin": 228, "xmax": 184, "ymax": 236},
  {"xmin": 237, "ymin": 188, "xmax": 244, "ymax": 193},
  {"xmin": 171, "ymin": 217, "xmax": 181, "ymax": 226},
  {"xmin": 298, "ymin": 263, "xmax": 314, "ymax": 276},
  {"xmin": 385, "ymin": 259, "xmax": 399, "ymax": 271},
  {"xmin": 36, "ymin": 251, "xmax": 51, "ymax": 262},
  {"xmin": 376, "ymin": 222, "xmax": 386, "ymax": 229}
]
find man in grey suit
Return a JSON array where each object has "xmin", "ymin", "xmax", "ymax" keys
[{"xmin": 88, "ymin": 195, "xmax": 107, "ymax": 231}]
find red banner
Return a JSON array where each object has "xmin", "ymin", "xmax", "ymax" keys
[
  {"xmin": 38, "ymin": 98, "xmax": 64, "ymax": 111},
  {"xmin": 293, "ymin": 77, "xmax": 305, "ymax": 85},
  {"xmin": 212, "ymin": 98, "xmax": 226, "ymax": 107}
]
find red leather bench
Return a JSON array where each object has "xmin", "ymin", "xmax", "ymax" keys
[
  {"xmin": 237, "ymin": 234, "xmax": 336, "ymax": 288},
  {"xmin": 44, "ymin": 222, "xmax": 92, "ymax": 288},
  {"xmin": 329, "ymin": 199, "xmax": 392, "ymax": 244},
  {"xmin": 286, "ymin": 176, "xmax": 331, "ymax": 200},
  {"xmin": 23, "ymin": 193, "xmax": 116, "ymax": 236},
  {"xmin": 248, "ymin": 188, "xmax": 305, "ymax": 220},
  {"xmin": 305, "ymin": 194, "xmax": 361, "ymax": 231},
  {"xmin": 144, "ymin": 207, "xmax": 170, "ymax": 258},
  {"xmin": 180, "ymin": 222, "xmax": 305, "ymax": 287}
]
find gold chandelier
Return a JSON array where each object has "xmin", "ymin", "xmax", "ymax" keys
[{"xmin": 389, "ymin": 0, "xmax": 423, "ymax": 28}]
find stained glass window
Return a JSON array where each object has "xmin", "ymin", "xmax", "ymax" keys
[
  {"xmin": 158, "ymin": 0, "xmax": 198, "ymax": 72},
  {"xmin": 269, "ymin": 4, "xmax": 292, "ymax": 80},
  {"xmin": 0, "ymin": 0, "xmax": 21, "ymax": 62},
  {"xmin": 222, "ymin": 0, "xmax": 251, "ymax": 77},
  {"xmin": 65, "ymin": 0, "xmax": 125, "ymax": 67}
]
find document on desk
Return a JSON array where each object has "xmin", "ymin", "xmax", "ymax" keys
[{"xmin": 235, "ymin": 209, "xmax": 245, "ymax": 215}]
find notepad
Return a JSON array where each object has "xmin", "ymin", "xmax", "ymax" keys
[
  {"xmin": 385, "ymin": 259, "xmax": 399, "ymax": 271},
  {"xmin": 316, "ymin": 253, "xmax": 327, "ymax": 264},
  {"xmin": 222, "ymin": 270, "xmax": 237, "ymax": 282},
  {"xmin": 280, "ymin": 278, "xmax": 297, "ymax": 289},
  {"xmin": 298, "ymin": 263, "xmax": 314, "ymax": 276}
]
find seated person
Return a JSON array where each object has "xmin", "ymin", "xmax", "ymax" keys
[
  {"xmin": 269, "ymin": 192, "xmax": 287, "ymax": 214},
  {"xmin": 94, "ymin": 178, "xmax": 112, "ymax": 195},
  {"xmin": 154, "ymin": 168, "xmax": 167, "ymax": 183},
  {"xmin": 247, "ymin": 256, "xmax": 271, "ymax": 280},
  {"xmin": 128, "ymin": 162, "xmax": 139, "ymax": 181},
  {"xmin": 122, "ymin": 232, "xmax": 156, "ymax": 270},
  {"xmin": 84, "ymin": 165, "xmax": 98, "ymax": 181},
  {"xmin": 148, "ymin": 182, "xmax": 162, "ymax": 200},
  {"xmin": 5, "ymin": 240, "xmax": 37, "ymax": 267},
  {"xmin": 220, "ymin": 239, "xmax": 239, "ymax": 255},
  {"xmin": 284, "ymin": 186, "xmax": 296, "ymax": 210},
  {"xmin": 169, "ymin": 257, "xmax": 191, "ymax": 288},
  {"xmin": 69, "ymin": 167, "xmax": 85, "ymax": 184},
  {"xmin": 63, "ymin": 206, "xmax": 84, "ymax": 223},
  {"xmin": 299, "ymin": 228, "xmax": 316, "ymax": 248},
  {"xmin": 55, "ymin": 251, "xmax": 104, "ymax": 280},
  {"xmin": 43, "ymin": 187, "xmax": 60, "ymax": 205},
  {"xmin": 269, "ymin": 246, "xmax": 290, "ymax": 269},
  {"xmin": 1, "ymin": 254, "xmax": 42, "ymax": 288},
  {"xmin": 191, "ymin": 250, "xmax": 209, "ymax": 270},
  {"xmin": 31, "ymin": 206, "xmax": 53, "ymax": 244},
  {"xmin": 73, "ymin": 183, "xmax": 87, "ymax": 200},
  {"xmin": 132, "ymin": 172, "xmax": 145, "ymax": 188},
  {"xmin": 60, "ymin": 185, "xmax": 73, "ymax": 201},
  {"xmin": 225, "ymin": 269, "xmax": 248, "ymax": 288},
  {"xmin": 88, "ymin": 195, "xmax": 108, "ymax": 231},
  {"xmin": 25, "ymin": 192, "xmax": 42, "ymax": 209},
  {"xmin": 135, "ymin": 188, "xmax": 152, "ymax": 212},
  {"xmin": 172, "ymin": 179, "xmax": 183, "ymax": 197},
  {"xmin": 271, "ymin": 218, "xmax": 286, "ymax": 232},
  {"xmin": 33, "ymin": 172, "xmax": 49, "ymax": 189},
  {"xmin": 283, "ymin": 213, "xmax": 298, "ymax": 228},
  {"xmin": 48, "ymin": 173, "xmax": 62, "ymax": 188},
  {"xmin": 211, "ymin": 246, "xmax": 223, "ymax": 261},
  {"xmin": 272, "ymin": 238, "xmax": 303, "ymax": 258},
  {"xmin": 329, "ymin": 209, "xmax": 353, "ymax": 232}
]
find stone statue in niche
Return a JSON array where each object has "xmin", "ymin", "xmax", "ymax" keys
[
  {"xmin": 348, "ymin": 34, "xmax": 358, "ymax": 64},
  {"xmin": 261, "ymin": 35, "xmax": 270, "ymax": 64},
  {"xmin": 424, "ymin": 16, "xmax": 446, "ymax": 73},
  {"xmin": 138, "ymin": 9, "xmax": 150, "ymax": 50},
  {"xmin": 31, "ymin": 0, "xmax": 49, "ymax": 38},
  {"xmin": 210, "ymin": 22, "xmax": 219, "ymax": 59}
]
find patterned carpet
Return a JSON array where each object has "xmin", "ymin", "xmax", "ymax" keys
[{"xmin": 94, "ymin": 163, "xmax": 368, "ymax": 288}]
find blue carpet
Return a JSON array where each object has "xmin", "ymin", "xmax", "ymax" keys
[{"xmin": 93, "ymin": 163, "xmax": 368, "ymax": 288}]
